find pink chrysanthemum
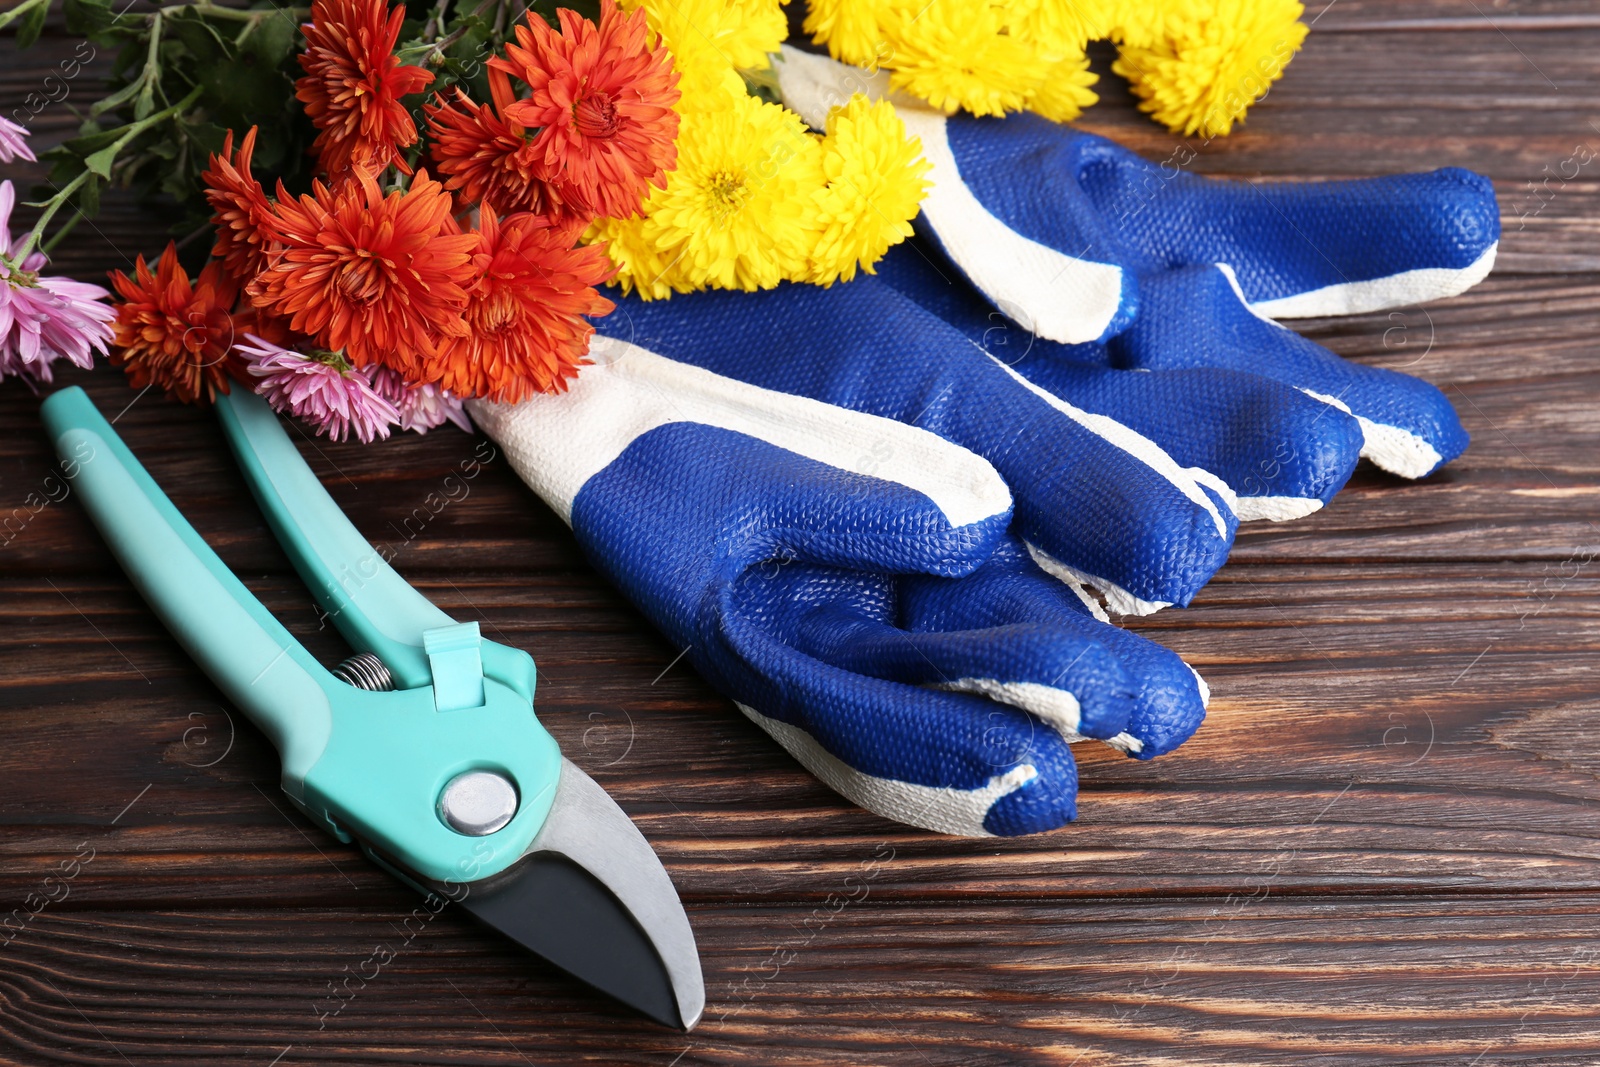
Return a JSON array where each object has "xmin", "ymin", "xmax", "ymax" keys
[
  {"xmin": 0, "ymin": 181, "xmax": 114, "ymax": 384},
  {"xmin": 235, "ymin": 334, "xmax": 399, "ymax": 443},
  {"xmin": 365, "ymin": 364, "xmax": 472, "ymax": 434},
  {"xmin": 0, "ymin": 116, "xmax": 35, "ymax": 165}
]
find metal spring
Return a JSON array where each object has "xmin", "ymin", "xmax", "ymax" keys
[{"xmin": 332, "ymin": 652, "xmax": 394, "ymax": 692}]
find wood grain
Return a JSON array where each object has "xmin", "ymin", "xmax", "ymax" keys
[{"xmin": 5, "ymin": 2, "xmax": 1600, "ymax": 1063}]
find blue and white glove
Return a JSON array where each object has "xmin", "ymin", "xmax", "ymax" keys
[
  {"xmin": 873, "ymin": 239, "xmax": 1370, "ymax": 523},
  {"xmin": 774, "ymin": 47, "xmax": 1498, "ymax": 484},
  {"xmin": 591, "ymin": 276, "xmax": 1363, "ymax": 617},
  {"xmin": 470, "ymin": 341, "xmax": 1209, "ymax": 836}
]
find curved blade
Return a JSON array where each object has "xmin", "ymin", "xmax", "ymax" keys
[{"xmin": 458, "ymin": 757, "xmax": 704, "ymax": 1029}]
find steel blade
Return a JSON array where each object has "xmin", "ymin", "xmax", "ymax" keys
[{"xmin": 458, "ymin": 757, "xmax": 704, "ymax": 1029}]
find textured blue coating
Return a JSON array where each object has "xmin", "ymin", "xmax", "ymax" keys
[
  {"xmin": 873, "ymin": 241, "xmax": 1375, "ymax": 500},
  {"xmin": 598, "ymin": 280, "xmax": 1235, "ymax": 608},
  {"xmin": 942, "ymin": 112, "xmax": 1499, "ymax": 304},
  {"xmin": 563, "ymin": 416, "xmax": 1207, "ymax": 836}
]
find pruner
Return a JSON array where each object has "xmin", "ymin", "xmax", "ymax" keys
[{"xmin": 40, "ymin": 386, "xmax": 704, "ymax": 1030}]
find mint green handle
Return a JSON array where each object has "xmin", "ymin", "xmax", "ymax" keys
[
  {"xmin": 213, "ymin": 390, "xmax": 535, "ymax": 702},
  {"xmin": 215, "ymin": 391, "xmax": 451, "ymax": 690},
  {"xmin": 41, "ymin": 388, "xmax": 333, "ymax": 796},
  {"xmin": 42, "ymin": 388, "xmax": 560, "ymax": 883}
]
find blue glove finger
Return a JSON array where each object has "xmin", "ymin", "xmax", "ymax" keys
[
  {"xmin": 899, "ymin": 536, "xmax": 1208, "ymax": 759},
  {"xmin": 1017, "ymin": 362, "xmax": 1365, "ymax": 521},
  {"xmin": 876, "ymin": 242, "xmax": 1365, "ymax": 521},
  {"xmin": 600, "ymin": 282, "xmax": 1236, "ymax": 612},
  {"xmin": 761, "ymin": 565, "xmax": 1135, "ymax": 742},
  {"xmin": 1113, "ymin": 265, "xmax": 1469, "ymax": 478},
  {"xmin": 723, "ymin": 559, "xmax": 1092, "ymax": 834},
  {"xmin": 771, "ymin": 49, "xmax": 1497, "ymax": 340},
  {"xmin": 1083, "ymin": 145, "xmax": 1501, "ymax": 318},
  {"xmin": 587, "ymin": 435, "xmax": 1083, "ymax": 836},
  {"xmin": 936, "ymin": 112, "xmax": 1497, "ymax": 319}
]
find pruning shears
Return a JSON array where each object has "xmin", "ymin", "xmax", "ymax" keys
[{"xmin": 40, "ymin": 385, "xmax": 704, "ymax": 1030}]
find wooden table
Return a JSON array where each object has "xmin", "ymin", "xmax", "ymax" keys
[{"xmin": 5, "ymin": 1, "xmax": 1600, "ymax": 1062}]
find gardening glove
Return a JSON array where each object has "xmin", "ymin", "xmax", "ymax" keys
[
  {"xmin": 589, "ymin": 277, "xmax": 1365, "ymax": 616},
  {"xmin": 469, "ymin": 341, "xmax": 1209, "ymax": 836},
  {"xmin": 774, "ymin": 46, "xmax": 1498, "ymax": 482},
  {"xmin": 874, "ymin": 237, "xmax": 1367, "ymax": 523}
]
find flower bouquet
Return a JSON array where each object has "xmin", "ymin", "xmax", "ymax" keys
[{"xmin": 2, "ymin": 0, "xmax": 1307, "ymax": 441}]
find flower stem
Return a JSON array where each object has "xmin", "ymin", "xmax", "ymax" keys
[
  {"xmin": 422, "ymin": 0, "xmax": 497, "ymax": 66},
  {"xmin": 17, "ymin": 171, "xmax": 90, "ymax": 263},
  {"xmin": 0, "ymin": 0, "xmax": 50, "ymax": 33},
  {"xmin": 14, "ymin": 85, "xmax": 204, "ymax": 262},
  {"xmin": 421, "ymin": 0, "xmax": 452, "ymax": 42},
  {"xmin": 157, "ymin": 1, "xmax": 309, "ymax": 21},
  {"xmin": 38, "ymin": 210, "xmax": 83, "ymax": 256}
]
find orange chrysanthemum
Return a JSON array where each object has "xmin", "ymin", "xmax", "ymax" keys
[
  {"xmin": 230, "ymin": 303, "xmax": 298, "ymax": 350},
  {"xmin": 108, "ymin": 244, "xmax": 241, "ymax": 405},
  {"xmin": 202, "ymin": 127, "xmax": 274, "ymax": 282},
  {"xmin": 426, "ymin": 208, "xmax": 614, "ymax": 402},
  {"xmin": 424, "ymin": 70, "xmax": 571, "ymax": 219},
  {"xmin": 491, "ymin": 0, "xmax": 680, "ymax": 220},
  {"xmin": 249, "ymin": 169, "xmax": 479, "ymax": 372},
  {"xmin": 296, "ymin": 0, "xmax": 433, "ymax": 177}
]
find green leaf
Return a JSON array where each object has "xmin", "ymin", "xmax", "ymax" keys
[
  {"xmin": 133, "ymin": 78, "xmax": 157, "ymax": 120},
  {"xmin": 250, "ymin": 123, "xmax": 289, "ymax": 172},
  {"xmin": 167, "ymin": 9, "xmax": 231, "ymax": 52},
  {"xmin": 60, "ymin": 127, "xmax": 121, "ymax": 156},
  {"xmin": 240, "ymin": 10, "xmax": 296, "ymax": 67},
  {"xmin": 158, "ymin": 160, "xmax": 190, "ymax": 198},
  {"xmin": 394, "ymin": 39, "xmax": 434, "ymax": 68},
  {"xmin": 83, "ymin": 143, "xmax": 120, "ymax": 179},
  {"xmin": 89, "ymin": 75, "xmax": 151, "ymax": 118},
  {"xmin": 44, "ymin": 153, "xmax": 81, "ymax": 185},
  {"xmin": 196, "ymin": 44, "xmax": 294, "ymax": 131},
  {"xmin": 78, "ymin": 173, "xmax": 101, "ymax": 217},
  {"xmin": 62, "ymin": 0, "xmax": 115, "ymax": 39},
  {"xmin": 16, "ymin": 0, "xmax": 50, "ymax": 49},
  {"xmin": 444, "ymin": 13, "xmax": 493, "ymax": 65},
  {"xmin": 182, "ymin": 120, "xmax": 229, "ymax": 159}
]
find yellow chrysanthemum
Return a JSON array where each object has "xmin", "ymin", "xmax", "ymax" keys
[
  {"xmin": 626, "ymin": 0, "xmax": 786, "ymax": 109},
  {"xmin": 803, "ymin": 0, "xmax": 897, "ymax": 68},
  {"xmin": 806, "ymin": 95, "xmax": 930, "ymax": 285},
  {"xmin": 884, "ymin": 0, "xmax": 1044, "ymax": 117},
  {"xmin": 1011, "ymin": 0, "xmax": 1118, "ymax": 52},
  {"xmin": 587, "ymin": 213, "xmax": 680, "ymax": 300},
  {"xmin": 713, "ymin": 0, "xmax": 788, "ymax": 70},
  {"xmin": 635, "ymin": 93, "xmax": 824, "ymax": 293},
  {"xmin": 1026, "ymin": 50, "xmax": 1100, "ymax": 124},
  {"xmin": 1105, "ymin": 0, "xmax": 1171, "ymax": 49},
  {"xmin": 1114, "ymin": 0, "xmax": 1308, "ymax": 138}
]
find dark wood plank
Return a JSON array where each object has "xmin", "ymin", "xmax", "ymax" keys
[
  {"xmin": 6, "ymin": 2, "xmax": 1600, "ymax": 1063},
  {"xmin": 7, "ymin": 898, "xmax": 1600, "ymax": 1065}
]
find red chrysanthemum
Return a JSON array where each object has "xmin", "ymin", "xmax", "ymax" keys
[
  {"xmin": 490, "ymin": 0, "xmax": 680, "ymax": 220},
  {"xmin": 249, "ymin": 169, "xmax": 480, "ymax": 373},
  {"xmin": 202, "ymin": 126, "xmax": 274, "ymax": 282},
  {"xmin": 425, "ymin": 208, "xmax": 614, "ymax": 402},
  {"xmin": 424, "ymin": 69, "xmax": 572, "ymax": 220},
  {"xmin": 108, "ymin": 244, "xmax": 242, "ymax": 405},
  {"xmin": 296, "ymin": 0, "xmax": 433, "ymax": 178}
]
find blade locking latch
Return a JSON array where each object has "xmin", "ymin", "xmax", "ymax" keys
[{"xmin": 423, "ymin": 621, "xmax": 486, "ymax": 712}]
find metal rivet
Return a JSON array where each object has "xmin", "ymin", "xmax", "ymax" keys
[{"xmin": 438, "ymin": 771, "xmax": 518, "ymax": 836}]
